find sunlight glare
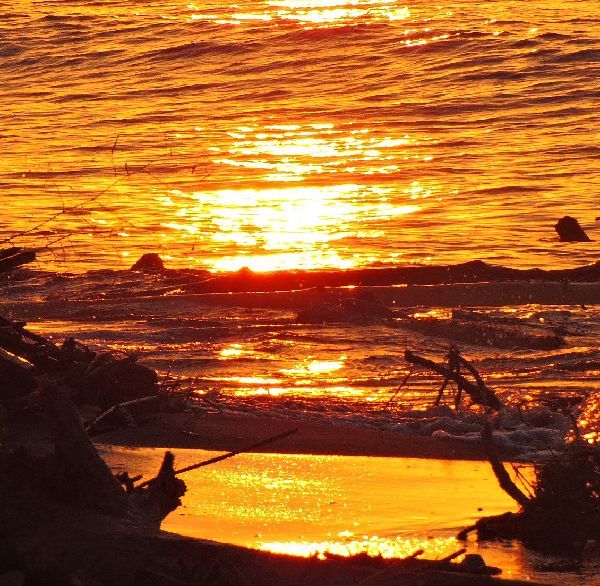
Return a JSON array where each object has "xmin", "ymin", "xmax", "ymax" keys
[
  {"xmin": 259, "ymin": 535, "xmax": 460, "ymax": 559},
  {"xmin": 158, "ymin": 183, "xmax": 421, "ymax": 272}
]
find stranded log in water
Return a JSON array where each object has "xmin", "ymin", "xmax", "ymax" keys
[
  {"xmin": 404, "ymin": 348, "xmax": 504, "ymax": 411},
  {"xmin": 181, "ymin": 258, "xmax": 600, "ymax": 294}
]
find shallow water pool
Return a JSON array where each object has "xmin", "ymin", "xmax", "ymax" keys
[{"xmin": 100, "ymin": 446, "xmax": 599, "ymax": 584}]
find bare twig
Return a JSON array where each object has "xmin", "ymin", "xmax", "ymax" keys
[
  {"xmin": 136, "ymin": 428, "xmax": 298, "ymax": 488},
  {"xmin": 0, "ymin": 152, "xmax": 174, "ymax": 246},
  {"xmin": 404, "ymin": 349, "xmax": 503, "ymax": 411},
  {"xmin": 86, "ymin": 396, "xmax": 161, "ymax": 435},
  {"xmin": 384, "ymin": 367, "xmax": 414, "ymax": 410}
]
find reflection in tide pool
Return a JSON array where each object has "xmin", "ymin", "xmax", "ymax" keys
[
  {"xmin": 101, "ymin": 446, "xmax": 570, "ymax": 583},
  {"xmin": 102, "ymin": 446, "xmax": 599, "ymax": 583}
]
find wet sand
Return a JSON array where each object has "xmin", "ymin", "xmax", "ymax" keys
[{"xmin": 96, "ymin": 410, "xmax": 492, "ymax": 460}]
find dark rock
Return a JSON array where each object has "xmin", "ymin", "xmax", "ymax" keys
[
  {"xmin": 130, "ymin": 253, "xmax": 165, "ymax": 273},
  {"xmin": 456, "ymin": 554, "xmax": 501, "ymax": 575},
  {"xmin": 555, "ymin": 216, "xmax": 591, "ymax": 242}
]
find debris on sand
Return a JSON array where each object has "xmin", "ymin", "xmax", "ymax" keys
[{"xmin": 0, "ymin": 315, "xmax": 160, "ymax": 421}]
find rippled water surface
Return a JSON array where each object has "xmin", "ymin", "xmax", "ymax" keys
[
  {"xmin": 2, "ymin": 0, "xmax": 600, "ymax": 272},
  {"xmin": 1, "ymin": 0, "xmax": 599, "ymax": 439}
]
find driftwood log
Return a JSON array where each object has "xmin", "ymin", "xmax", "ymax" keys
[{"xmin": 404, "ymin": 348, "xmax": 503, "ymax": 410}]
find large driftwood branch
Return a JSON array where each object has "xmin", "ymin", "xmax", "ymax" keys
[
  {"xmin": 136, "ymin": 428, "xmax": 298, "ymax": 489},
  {"xmin": 481, "ymin": 421, "xmax": 531, "ymax": 508},
  {"xmin": 127, "ymin": 451, "xmax": 186, "ymax": 529},
  {"xmin": 404, "ymin": 349, "xmax": 503, "ymax": 410},
  {"xmin": 0, "ymin": 317, "xmax": 62, "ymax": 372},
  {"xmin": 85, "ymin": 395, "xmax": 161, "ymax": 435}
]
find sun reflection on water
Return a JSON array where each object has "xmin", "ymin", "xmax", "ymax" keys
[
  {"xmin": 281, "ymin": 357, "xmax": 346, "ymax": 376},
  {"xmin": 158, "ymin": 183, "xmax": 421, "ymax": 272},
  {"xmin": 259, "ymin": 535, "xmax": 459, "ymax": 560},
  {"xmin": 214, "ymin": 123, "xmax": 422, "ymax": 181},
  {"xmin": 191, "ymin": 1, "xmax": 411, "ymax": 28},
  {"xmin": 153, "ymin": 117, "xmax": 432, "ymax": 273}
]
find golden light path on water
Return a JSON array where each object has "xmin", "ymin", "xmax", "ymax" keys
[
  {"xmin": 6, "ymin": 1, "xmax": 598, "ymax": 273},
  {"xmin": 191, "ymin": 0, "xmax": 412, "ymax": 27},
  {"xmin": 102, "ymin": 446, "xmax": 536, "ymax": 580},
  {"xmin": 158, "ymin": 182, "xmax": 422, "ymax": 272},
  {"xmin": 78, "ymin": 1, "xmax": 444, "ymax": 274}
]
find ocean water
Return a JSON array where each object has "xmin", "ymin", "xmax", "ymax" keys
[
  {"xmin": 1, "ymin": 0, "xmax": 600, "ymax": 272},
  {"xmin": 1, "ymin": 0, "xmax": 600, "ymax": 435},
  {"xmin": 1, "ymin": 0, "xmax": 600, "ymax": 441}
]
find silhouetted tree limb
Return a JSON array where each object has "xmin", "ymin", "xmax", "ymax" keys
[
  {"xmin": 404, "ymin": 349, "xmax": 503, "ymax": 410},
  {"xmin": 481, "ymin": 420, "xmax": 531, "ymax": 508}
]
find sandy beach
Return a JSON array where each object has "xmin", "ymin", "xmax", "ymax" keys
[{"xmin": 95, "ymin": 410, "xmax": 494, "ymax": 460}]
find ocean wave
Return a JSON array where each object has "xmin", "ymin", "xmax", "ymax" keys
[
  {"xmin": 472, "ymin": 185, "xmax": 540, "ymax": 195},
  {"xmin": 145, "ymin": 39, "xmax": 263, "ymax": 62},
  {"xmin": 0, "ymin": 44, "xmax": 23, "ymax": 57},
  {"xmin": 3, "ymin": 0, "xmax": 600, "ymax": 281},
  {"xmin": 276, "ymin": 22, "xmax": 388, "ymax": 43},
  {"xmin": 548, "ymin": 48, "xmax": 600, "ymax": 63}
]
